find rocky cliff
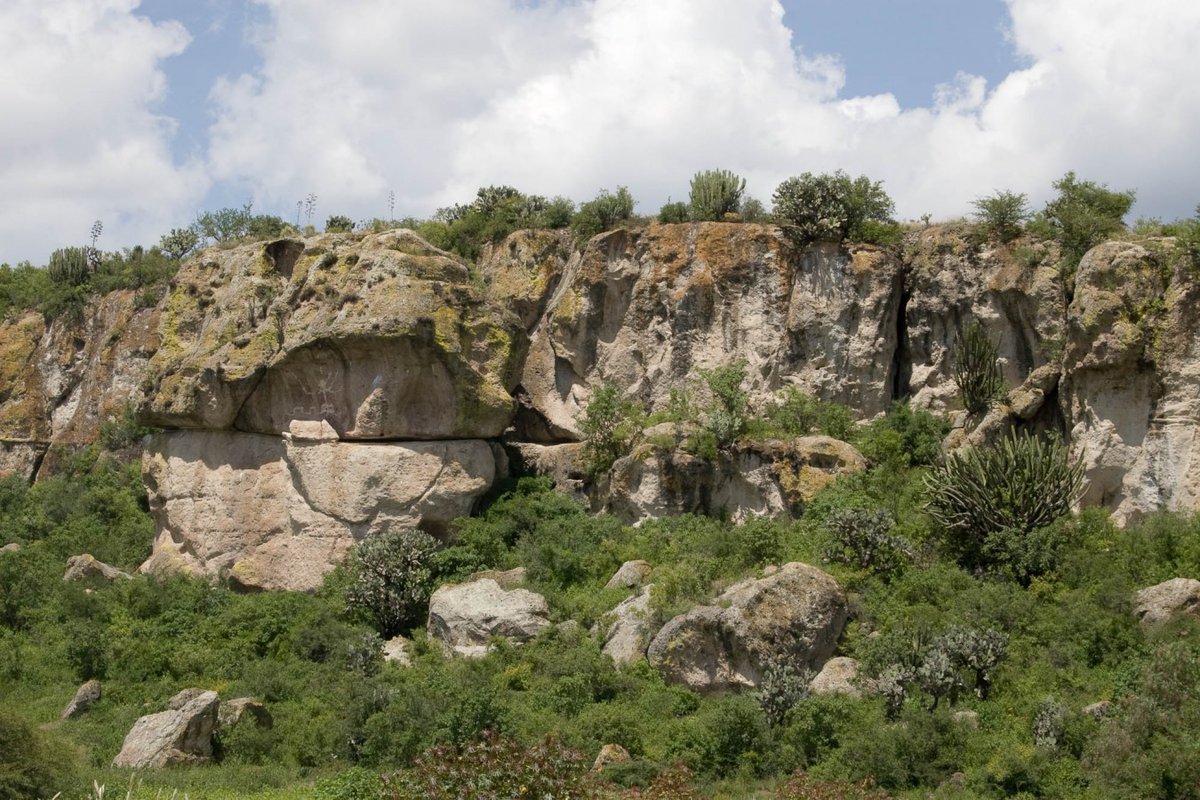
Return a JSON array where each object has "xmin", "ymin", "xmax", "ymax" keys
[{"xmin": 2, "ymin": 222, "xmax": 1196, "ymax": 589}]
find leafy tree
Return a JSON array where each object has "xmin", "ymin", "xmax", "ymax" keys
[
  {"xmin": 345, "ymin": 528, "xmax": 440, "ymax": 637},
  {"xmin": 578, "ymin": 383, "xmax": 644, "ymax": 477},
  {"xmin": 971, "ymin": 190, "xmax": 1030, "ymax": 243},
  {"xmin": 1036, "ymin": 171, "xmax": 1136, "ymax": 271},
  {"xmin": 773, "ymin": 170, "xmax": 896, "ymax": 244},
  {"xmin": 739, "ymin": 196, "xmax": 769, "ymax": 222},
  {"xmin": 688, "ymin": 168, "xmax": 746, "ymax": 221},
  {"xmin": 571, "ymin": 187, "xmax": 636, "ymax": 241},
  {"xmin": 159, "ymin": 227, "xmax": 200, "ymax": 259},
  {"xmin": 823, "ymin": 508, "xmax": 911, "ymax": 580},
  {"xmin": 325, "ymin": 215, "xmax": 355, "ymax": 233},
  {"xmin": 193, "ymin": 203, "xmax": 255, "ymax": 242}
]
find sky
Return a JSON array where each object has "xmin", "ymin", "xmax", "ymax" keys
[{"xmin": 2, "ymin": 0, "xmax": 1198, "ymax": 265}]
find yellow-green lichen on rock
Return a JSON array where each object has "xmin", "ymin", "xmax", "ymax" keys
[{"xmin": 139, "ymin": 230, "xmax": 526, "ymax": 439}]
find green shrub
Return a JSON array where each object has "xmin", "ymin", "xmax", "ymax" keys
[
  {"xmin": 698, "ymin": 360, "xmax": 749, "ymax": 449},
  {"xmin": 1035, "ymin": 171, "xmax": 1136, "ymax": 274},
  {"xmin": 658, "ymin": 199, "xmax": 691, "ymax": 224},
  {"xmin": 0, "ymin": 706, "xmax": 71, "ymax": 800},
  {"xmin": 925, "ymin": 430, "xmax": 1085, "ymax": 579},
  {"xmin": 572, "ymin": 187, "xmax": 636, "ymax": 241},
  {"xmin": 823, "ymin": 508, "xmax": 911, "ymax": 580},
  {"xmin": 971, "ymin": 190, "xmax": 1030, "ymax": 243},
  {"xmin": 314, "ymin": 767, "xmax": 383, "ymax": 800},
  {"xmin": 579, "ymin": 383, "xmax": 644, "ymax": 477},
  {"xmin": 853, "ymin": 403, "xmax": 948, "ymax": 467},
  {"xmin": 951, "ymin": 322, "xmax": 1004, "ymax": 414},
  {"xmin": 345, "ymin": 528, "xmax": 440, "ymax": 637},
  {"xmin": 382, "ymin": 730, "xmax": 599, "ymax": 800},
  {"xmin": 772, "ymin": 171, "xmax": 896, "ymax": 244},
  {"xmin": 48, "ymin": 246, "xmax": 91, "ymax": 286},
  {"xmin": 761, "ymin": 388, "xmax": 853, "ymax": 440},
  {"xmin": 739, "ymin": 197, "xmax": 769, "ymax": 223},
  {"xmin": 688, "ymin": 169, "xmax": 746, "ymax": 221},
  {"xmin": 325, "ymin": 215, "xmax": 355, "ymax": 233}
]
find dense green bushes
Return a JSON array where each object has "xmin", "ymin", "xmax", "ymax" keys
[{"xmin": 772, "ymin": 171, "xmax": 899, "ymax": 245}]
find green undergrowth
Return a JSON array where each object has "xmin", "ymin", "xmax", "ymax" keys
[{"xmin": 4, "ymin": 430, "xmax": 1200, "ymax": 798}]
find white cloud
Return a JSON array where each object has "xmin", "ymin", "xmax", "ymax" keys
[
  {"xmin": 0, "ymin": 0, "xmax": 208, "ymax": 264},
  {"xmin": 205, "ymin": 0, "xmax": 1200, "ymax": 227}
]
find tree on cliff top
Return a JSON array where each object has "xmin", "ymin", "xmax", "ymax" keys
[{"xmin": 772, "ymin": 171, "xmax": 897, "ymax": 244}]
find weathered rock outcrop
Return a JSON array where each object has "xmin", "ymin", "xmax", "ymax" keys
[
  {"xmin": 427, "ymin": 578, "xmax": 551, "ymax": 657},
  {"xmin": 64, "ymin": 554, "xmax": 133, "ymax": 583},
  {"xmin": 0, "ymin": 292, "xmax": 159, "ymax": 480},
  {"xmin": 62, "ymin": 679, "xmax": 102, "ymax": 720},
  {"xmin": 647, "ymin": 563, "xmax": 847, "ymax": 692},
  {"xmin": 599, "ymin": 435, "xmax": 866, "ymax": 523},
  {"xmin": 112, "ymin": 689, "xmax": 219, "ymax": 768},
  {"xmin": 810, "ymin": 656, "xmax": 863, "ymax": 697},
  {"xmin": 508, "ymin": 224, "xmax": 902, "ymax": 438},
  {"xmin": 140, "ymin": 430, "xmax": 495, "ymax": 591},
  {"xmin": 1061, "ymin": 242, "xmax": 1200, "ymax": 523},
  {"xmin": 140, "ymin": 230, "xmax": 525, "ymax": 440},
  {"xmin": 598, "ymin": 587, "xmax": 653, "ymax": 666}
]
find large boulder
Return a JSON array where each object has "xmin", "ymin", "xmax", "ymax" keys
[
  {"xmin": 140, "ymin": 430, "xmax": 495, "ymax": 591},
  {"xmin": 647, "ymin": 563, "xmax": 847, "ymax": 692},
  {"xmin": 112, "ymin": 689, "xmax": 220, "ymax": 768},
  {"xmin": 810, "ymin": 657, "xmax": 862, "ymax": 697},
  {"xmin": 1133, "ymin": 578, "xmax": 1200, "ymax": 626},
  {"xmin": 427, "ymin": 579, "xmax": 551, "ymax": 657},
  {"xmin": 64, "ymin": 554, "xmax": 132, "ymax": 583},
  {"xmin": 599, "ymin": 587, "xmax": 654, "ymax": 667},
  {"xmin": 139, "ymin": 231, "xmax": 526, "ymax": 440}
]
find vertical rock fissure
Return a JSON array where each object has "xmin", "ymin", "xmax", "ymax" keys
[{"xmin": 890, "ymin": 265, "xmax": 912, "ymax": 403}]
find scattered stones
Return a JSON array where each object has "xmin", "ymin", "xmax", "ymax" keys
[
  {"xmin": 61, "ymin": 679, "xmax": 101, "ymax": 720},
  {"xmin": 112, "ymin": 689, "xmax": 220, "ymax": 768},
  {"xmin": 1133, "ymin": 578, "xmax": 1200, "ymax": 626},
  {"xmin": 604, "ymin": 560, "xmax": 652, "ymax": 590},
  {"xmin": 63, "ymin": 554, "xmax": 132, "ymax": 582},
  {"xmin": 647, "ymin": 563, "xmax": 847, "ymax": 692},
  {"xmin": 427, "ymin": 579, "xmax": 551, "ymax": 658}
]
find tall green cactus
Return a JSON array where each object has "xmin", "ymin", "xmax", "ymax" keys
[
  {"xmin": 688, "ymin": 169, "xmax": 746, "ymax": 221},
  {"xmin": 47, "ymin": 246, "xmax": 91, "ymax": 286},
  {"xmin": 952, "ymin": 322, "xmax": 1004, "ymax": 414}
]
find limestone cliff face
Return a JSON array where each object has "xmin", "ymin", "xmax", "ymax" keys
[
  {"xmin": 2, "ymin": 222, "xmax": 1197, "ymax": 590},
  {"xmin": 499, "ymin": 223, "xmax": 902, "ymax": 439},
  {"xmin": 0, "ymin": 291, "xmax": 159, "ymax": 480}
]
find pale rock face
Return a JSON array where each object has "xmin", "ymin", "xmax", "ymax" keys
[
  {"xmin": 217, "ymin": 698, "xmax": 272, "ymax": 730},
  {"xmin": 468, "ymin": 566, "xmax": 527, "ymax": 588},
  {"xmin": 140, "ymin": 431, "xmax": 495, "ymax": 591},
  {"xmin": 604, "ymin": 560, "xmax": 653, "ymax": 590},
  {"xmin": 382, "ymin": 636, "xmax": 413, "ymax": 666},
  {"xmin": 427, "ymin": 578, "xmax": 551, "ymax": 657},
  {"xmin": 647, "ymin": 563, "xmax": 847, "ymax": 692},
  {"xmin": 599, "ymin": 587, "xmax": 653, "ymax": 666},
  {"xmin": 1061, "ymin": 242, "xmax": 1200, "ymax": 524},
  {"xmin": 902, "ymin": 228, "xmax": 1066, "ymax": 412},
  {"xmin": 112, "ymin": 689, "xmax": 220, "ymax": 768},
  {"xmin": 1133, "ymin": 577, "xmax": 1200, "ymax": 626},
  {"xmin": 592, "ymin": 743, "xmax": 632, "ymax": 772},
  {"xmin": 514, "ymin": 224, "xmax": 902, "ymax": 438}
]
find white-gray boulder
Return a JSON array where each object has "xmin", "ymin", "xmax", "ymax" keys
[
  {"xmin": 1134, "ymin": 578, "xmax": 1200, "ymax": 626},
  {"xmin": 647, "ymin": 563, "xmax": 847, "ymax": 692},
  {"xmin": 112, "ymin": 689, "xmax": 220, "ymax": 768},
  {"xmin": 599, "ymin": 587, "xmax": 653, "ymax": 666},
  {"xmin": 427, "ymin": 579, "xmax": 551, "ymax": 658}
]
